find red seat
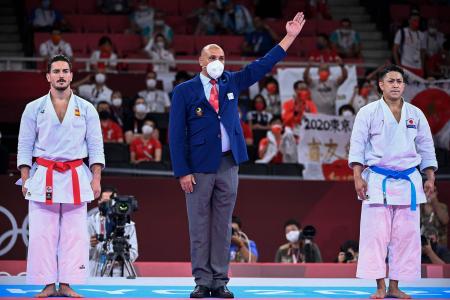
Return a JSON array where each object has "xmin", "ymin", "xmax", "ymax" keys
[
  {"xmin": 85, "ymin": 33, "xmax": 103, "ymax": 52},
  {"xmin": 165, "ymin": 16, "xmax": 186, "ymax": 34},
  {"xmin": 65, "ymin": 15, "xmax": 83, "ymax": 32},
  {"xmin": 221, "ymin": 36, "xmax": 244, "ymax": 55},
  {"xmin": 82, "ymin": 15, "xmax": 109, "ymax": 33},
  {"xmin": 52, "ymin": 0, "xmax": 77, "ymax": 13},
  {"xmin": 127, "ymin": 53, "xmax": 152, "ymax": 72},
  {"xmin": 288, "ymin": 39, "xmax": 304, "ymax": 57},
  {"xmin": 175, "ymin": 55, "xmax": 200, "ymax": 72},
  {"xmin": 172, "ymin": 35, "xmax": 195, "ymax": 55},
  {"xmin": 179, "ymin": 0, "xmax": 203, "ymax": 15},
  {"xmin": 108, "ymin": 15, "xmax": 130, "ymax": 33},
  {"xmin": 419, "ymin": 5, "xmax": 439, "ymax": 19},
  {"xmin": 150, "ymin": 0, "xmax": 179, "ymax": 15},
  {"xmin": 438, "ymin": 7, "xmax": 450, "ymax": 22},
  {"xmin": 302, "ymin": 37, "xmax": 317, "ymax": 56},
  {"xmin": 390, "ymin": 4, "xmax": 411, "ymax": 22},
  {"xmin": 77, "ymin": 0, "xmax": 97, "ymax": 14},
  {"xmin": 110, "ymin": 34, "xmax": 142, "ymax": 55},
  {"xmin": 301, "ymin": 19, "xmax": 316, "ymax": 36},
  {"xmin": 265, "ymin": 20, "xmax": 286, "ymax": 36},
  {"xmin": 316, "ymin": 20, "xmax": 339, "ymax": 34},
  {"xmin": 63, "ymin": 33, "xmax": 88, "ymax": 54},
  {"xmin": 194, "ymin": 35, "xmax": 221, "ymax": 54}
]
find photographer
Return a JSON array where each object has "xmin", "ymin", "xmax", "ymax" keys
[
  {"xmin": 336, "ymin": 240, "xmax": 359, "ymax": 263},
  {"xmin": 88, "ymin": 187, "xmax": 138, "ymax": 277},
  {"xmin": 275, "ymin": 219, "xmax": 322, "ymax": 263},
  {"xmin": 230, "ymin": 216, "xmax": 258, "ymax": 262},
  {"xmin": 421, "ymin": 227, "xmax": 450, "ymax": 265}
]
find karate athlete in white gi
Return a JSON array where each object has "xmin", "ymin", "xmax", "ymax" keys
[
  {"xmin": 17, "ymin": 54, "xmax": 104, "ymax": 298},
  {"xmin": 349, "ymin": 65, "xmax": 437, "ymax": 299}
]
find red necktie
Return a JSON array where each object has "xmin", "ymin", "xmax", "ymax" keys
[{"xmin": 209, "ymin": 79, "xmax": 219, "ymax": 113}]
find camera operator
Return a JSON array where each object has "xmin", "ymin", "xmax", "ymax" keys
[
  {"xmin": 275, "ymin": 219, "xmax": 322, "ymax": 263},
  {"xmin": 230, "ymin": 216, "xmax": 258, "ymax": 262},
  {"xmin": 88, "ymin": 186, "xmax": 138, "ymax": 276},
  {"xmin": 336, "ymin": 240, "xmax": 359, "ymax": 263},
  {"xmin": 421, "ymin": 227, "xmax": 450, "ymax": 265}
]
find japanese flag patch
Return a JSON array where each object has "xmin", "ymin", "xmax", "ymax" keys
[{"xmin": 406, "ymin": 118, "xmax": 416, "ymax": 129}]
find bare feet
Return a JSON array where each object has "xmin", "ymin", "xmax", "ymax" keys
[
  {"xmin": 370, "ymin": 288, "xmax": 387, "ymax": 299},
  {"xmin": 34, "ymin": 284, "xmax": 58, "ymax": 298},
  {"xmin": 387, "ymin": 287, "xmax": 412, "ymax": 299},
  {"xmin": 58, "ymin": 284, "xmax": 83, "ymax": 298}
]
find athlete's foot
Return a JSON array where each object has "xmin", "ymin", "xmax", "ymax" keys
[
  {"xmin": 387, "ymin": 287, "xmax": 412, "ymax": 299},
  {"xmin": 34, "ymin": 284, "xmax": 58, "ymax": 298},
  {"xmin": 370, "ymin": 288, "xmax": 387, "ymax": 299},
  {"xmin": 58, "ymin": 284, "xmax": 83, "ymax": 298}
]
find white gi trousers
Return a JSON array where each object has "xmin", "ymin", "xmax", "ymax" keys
[
  {"xmin": 26, "ymin": 200, "xmax": 89, "ymax": 284},
  {"xmin": 356, "ymin": 204, "xmax": 421, "ymax": 281}
]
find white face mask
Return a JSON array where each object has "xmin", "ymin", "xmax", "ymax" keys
[
  {"xmin": 146, "ymin": 79, "xmax": 157, "ymax": 89},
  {"xmin": 206, "ymin": 60, "xmax": 224, "ymax": 80},
  {"xmin": 156, "ymin": 41, "xmax": 165, "ymax": 48},
  {"xmin": 135, "ymin": 103, "xmax": 147, "ymax": 113},
  {"xmin": 428, "ymin": 27, "xmax": 437, "ymax": 34},
  {"xmin": 286, "ymin": 230, "xmax": 300, "ymax": 243},
  {"xmin": 142, "ymin": 124, "xmax": 153, "ymax": 135},
  {"xmin": 112, "ymin": 98, "xmax": 122, "ymax": 107},
  {"xmin": 342, "ymin": 110, "xmax": 354, "ymax": 117},
  {"xmin": 95, "ymin": 73, "xmax": 106, "ymax": 84}
]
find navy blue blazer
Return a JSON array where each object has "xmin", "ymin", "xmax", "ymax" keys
[{"xmin": 169, "ymin": 45, "xmax": 286, "ymax": 177}]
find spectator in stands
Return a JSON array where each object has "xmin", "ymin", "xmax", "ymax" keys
[
  {"xmin": 348, "ymin": 81, "xmax": 379, "ymax": 113},
  {"xmin": 90, "ymin": 36, "xmax": 118, "ymax": 72},
  {"xmin": 260, "ymin": 77, "xmax": 282, "ymax": 116},
  {"xmin": 75, "ymin": 72, "xmax": 113, "ymax": 105},
  {"xmin": 309, "ymin": 33, "xmax": 339, "ymax": 63},
  {"xmin": 338, "ymin": 104, "xmax": 356, "ymax": 117},
  {"xmin": 304, "ymin": 58, "xmax": 348, "ymax": 115},
  {"xmin": 188, "ymin": 0, "xmax": 222, "ymax": 35},
  {"xmin": 275, "ymin": 219, "xmax": 322, "ymax": 263},
  {"xmin": 152, "ymin": 11, "xmax": 174, "ymax": 44},
  {"xmin": 330, "ymin": 18, "xmax": 361, "ymax": 59},
  {"xmin": 110, "ymin": 90, "xmax": 127, "ymax": 127},
  {"xmin": 424, "ymin": 19, "xmax": 446, "ymax": 78},
  {"xmin": 306, "ymin": 0, "xmax": 331, "ymax": 20},
  {"xmin": 239, "ymin": 107, "xmax": 253, "ymax": 145},
  {"xmin": 97, "ymin": 101, "xmax": 124, "ymax": 143},
  {"xmin": 98, "ymin": 0, "xmax": 130, "ymax": 15},
  {"xmin": 421, "ymin": 227, "xmax": 450, "ymax": 264},
  {"xmin": 421, "ymin": 188, "xmax": 449, "ymax": 247},
  {"xmin": 137, "ymin": 71, "xmax": 171, "ymax": 113},
  {"xmin": 393, "ymin": 12, "xmax": 426, "ymax": 77},
  {"xmin": 242, "ymin": 17, "xmax": 278, "ymax": 57},
  {"xmin": 88, "ymin": 186, "xmax": 138, "ymax": 277},
  {"xmin": 129, "ymin": 0, "xmax": 155, "ymax": 43},
  {"xmin": 336, "ymin": 240, "xmax": 359, "ymax": 263},
  {"xmin": 30, "ymin": 0, "xmax": 64, "ymax": 32},
  {"xmin": 39, "ymin": 29, "xmax": 73, "ymax": 59},
  {"xmin": 170, "ymin": 71, "xmax": 192, "ymax": 99},
  {"xmin": 221, "ymin": 0, "xmax": 253, "ymax": 35},
  {"xmin": 144, "ymin": 34, "xmax": 176, "ymax": 73},
  {"xmin": 230, "ymin": 216, "xmax": 258, "ymax": 262},
  {"xmin": 256, "ymin": 118, "xmax": 297, "ymax": 164},
  {"xmin": 282, "ymin": 80, "xmax": 318, "ymax": 129},
  {"xmin": 130, "ymin": 119, "xmax": 162, "ymax": 163},
  {"xmin": 247, "ymin": 94, "xmax": 273, "ymax": 131},
  {"xmin": 123, "ymin": 97, "xmax": 150, "ymax": 143}
]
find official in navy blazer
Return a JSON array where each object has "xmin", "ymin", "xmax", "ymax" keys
[{"xmin": 169, "ymin": 12, "xmax": 306, "ymax": 299}]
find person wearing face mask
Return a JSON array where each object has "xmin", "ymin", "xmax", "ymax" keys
[
  {"xmin": 30, "ymin": 0, "xmax": 64, "ymax": 32},
  {"xmin": 424, "ymin": 19, "xmax": 446, "ymax": 78},
  {"xmin": 130, "ymin": 0, "xmax": 155, "ymax": 43},
  {"xmin": 330, "ymin": 18, "xmax": 361, "ymax": 59},
  {"xmin": 246, "ymin": 95, "xmax": 273, "ymax": 131},
  {"xmin": 144, "ymin": 34, "xmax": 176, "ymax": 73},
  {"xmin": 221, "ymin": 0, "xmax": 254, "ymax": 35},
  {"xmin": 420, "ymin": 188, "xmax": 448, "ymax": 247},
  {"xmin": 256, "ymin": 118, "xmax": 297, "ymax": 163},
  {"xmin": 348, "ymin": 81, "xmax": 379, "ymax": 113},
  {"xmin": 138, "ymin": 71, "xmax": 171, "ymax": 113},
  {"xmin": 421, "ymin": 227, "xmax": 450, "ymax": 264},
  {"xmin": 282, "ymin": 80, "xmax": 318, "ymax": 129},
  {"xmin": 242, "ymin": 16, "xmax": 278, "ymax": 57},
  {"xmin": 260, "ymin": 78, "xmax": 282, "ymax": 116},
  {"xmin": 393, "ymin": 13, "xmax": 426, "ymax": 77},
  {"xmin": 130, "ymin": 119, "xmax": 162, "ymax": 163},
  {"xmin": 89, "ymin": 36, "xmax": 118, "ymax": 72},
  {"xmin": 169, "ymin": 12, "xmax": 306, "ymax": 299},
  {"xmin": 39, "ymin": 29, "xmax": 73, "ymax": 60},
  {"xmin": 110, "ymin": 90, "xmax": 127, "ymax": 127},
  {"xmin": 97, "ymin": 101, "xmax": 124, "ymax": 143},
  {"xmin": 123, "ymin": 97, "xmax": 150, "ymax": 144},
  {"xmin": 188, "ymin": 0, "xmax": 222, "ymax": 35},
  {"xmin": 304, "ymin": 57, "xmax": 348, "ymax": 115},
  {"xmin": 309, "ymin": 34, "xmax": 339, "ymax": 63},
  {"xmin": 275, "ymin": 219, "xmax": 322, "ymax": 263},
  {"xmin": 76, "ymin": 72, "xmax": 113, "ymax": 105}
]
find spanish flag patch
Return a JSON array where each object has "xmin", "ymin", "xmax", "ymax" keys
[{"xmin": 75, "ymin": 108, "xmax": 80, "ymax": 116}]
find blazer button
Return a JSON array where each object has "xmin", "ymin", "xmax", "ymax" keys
[
  {"xmin": 218, "ymin": 116, "xmax": 221, "ymax": 119},
  {"xmin": 218, "ymin": 134, "xmax": 221, "ymax": 138}
]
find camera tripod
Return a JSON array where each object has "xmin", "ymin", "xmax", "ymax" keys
[{"xmin": 95, "ymin": 235, "xmax": 137, "ymax": 279}]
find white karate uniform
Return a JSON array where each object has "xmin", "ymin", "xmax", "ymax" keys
[
  {"xmin": 349, "ymin": 98, "xmax": 437, "ymax": 281},
  {"xmin": 17, "ymin": 92, "xmax": 105, "ymax": 284}
]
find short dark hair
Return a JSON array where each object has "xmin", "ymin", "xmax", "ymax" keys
[
  {"xmin": 270, "ymin": 117, "xmax": 282, "ymax": 125},
  {"xmin": 340, "ymin": 240, "xmax": 359, "ymax": 252},
  {"xmin": 284, "ymin": 219, "xmax": 300, "ymax": 229},
  {"xmin": 293, "ymin": 80, "xmax": 305, "ymax": 90},
  {"xmin": 377, "ymin": 65, "xmax": 408, "ymax": 93},
  {"xmin": 338, "ymin": 104, "xmax": 355, "ymax": 116},
  {"xmin": 98, "ymin": 36, "xmax": 112, "ymax": 47},
  {"xmin": 252, "ymin": 94, "xmax": 267, "ymax": 110},
  {"xmin": 341, "ymin": 18, "xmax": 351, "ymax": 25},
  {"xmin": 47, "ymin": 54, "xmax": 72, "ymax": 73},
  {"xmin": 232, "ymin": 215, "xmax": 242, "ymax": 229}
]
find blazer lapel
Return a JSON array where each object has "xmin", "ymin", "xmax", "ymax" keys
[
  {"xmin": 218, "ymin": 76, "xmax": 228, "ymax": 115},
  {"xmin": 193, "ymin": 74, "xmax": 216, "ymax": 114}
]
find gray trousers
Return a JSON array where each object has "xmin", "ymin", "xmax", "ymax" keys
[{"xmin": 185, "ymin": 153, "xmax": 239, "ymax": 289}]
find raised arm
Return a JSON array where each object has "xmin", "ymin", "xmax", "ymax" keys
[{"xmin": 278, "ymin": 12, "xmax": 305, "ymax": 51}]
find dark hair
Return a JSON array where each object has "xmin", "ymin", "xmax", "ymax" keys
[
  {"xmin": 232, "ymin": 215, "xmax": 242, "ymax": 229},
  {"xmin": 133, "ymin": 96, "xmax": 145, "ymax": 106},
  {"xmin": 98, "ymin": 36, "xmax": 113, "ymax": 47},
  {"xmin": 264, "ymin": 76, "xmax": 279, "ymax": 87},
  {"xmin": 252, "ymin": 94, "xmax": 267, "ymax": 110},
  {"xmin": 270, "ymin": 117, "xmax": 282, "ymax": 125},
  {"xmin": 284, "ymin": 219, "xmax": 300, "ymax": 229},
  {"xmin": 340, "ymin": 240, "xmax": 359, "ymax": 252},
  {"xmin": 341, "ymin": 18, "xmax": 351, "ymax": 25},
  {"xmin": 293, "ymin": 80, "xmax": 305, "ymax": 90},
  {"xmin": 144, "ymin": 117, "xmax": 158, "ymax": 129},
  {"xmin": 338, "ymin": 104, "xmax": 355, "ymax": 116},
  {"xmin": 47, "ymin": 54, "xmax": 72, "ymax": 73},
  {"xmin": 377, "ymin": 65, "xmax": 407, "ymax": 93}
]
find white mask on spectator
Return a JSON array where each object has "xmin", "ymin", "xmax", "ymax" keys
[
  {"xmin": 95, "ymin": 73, "xmax": 106, "ymax": 84},
  {"xmin": 156, "ymin": 41, "xmax": 165, "ymax": 49},
  {"xmin": 135, "ymin": 103, "xmax": 147, "ymax": 113},
  {"xmin": 206, "ymin": 60, "xmax": 224, "ymax": 80},
  {"xmin": 428, "ymin": 27, "xmax": 437, "ymax": 34},
  {"xmin": 342, "ymin": 110, "xmax": 354, "ymax": 117},
  {"xmin": 142, "ymin": 124, "xmax": 153, "ymax": 135},
  {"xmin": 112, "ymin": 98, "xmax": 122, "ymax": 107},
  {"xmin": 146, "ymin": 79, "xmax": 157, "ymax": 89},
  {"xmin": 286, "ymin": 230, "xmax": 300, "ymax": 243}
]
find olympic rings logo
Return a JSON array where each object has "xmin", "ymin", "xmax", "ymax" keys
[{"xmin": 0, "ymin": 206, "xmax": 29, "ymax": 256}]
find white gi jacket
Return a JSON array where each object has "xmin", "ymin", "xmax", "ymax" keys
[
  {"xmin": 17, "ymin": 92, "xmax": 105, "ymax": 203},
  {"xmin": 349, "ymin": 98, "xmax": 437, "ymax": 205},
  {"xmin": 88, "ymin": 209, "xmax": 138, "ymax": 277}
]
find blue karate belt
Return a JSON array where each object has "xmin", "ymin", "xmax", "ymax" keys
[{"xmin": 369, "ymin": 166, "xmax": 417, "ymax": 211}]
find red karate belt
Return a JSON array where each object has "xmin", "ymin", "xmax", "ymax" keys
[{"xmin": 36, "ymin": 157, "xmax": 83, "ymax": 205}]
